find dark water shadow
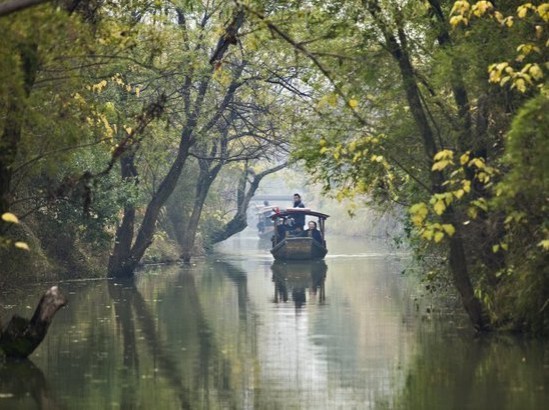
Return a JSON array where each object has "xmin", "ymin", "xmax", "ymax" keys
[
  {"xmin": 0, "ymin": 357, "xmax": 64, "ymax": 409},
  {"xmin": 271, "ymin": 260, "xmax": 327, "ymax": 308}
]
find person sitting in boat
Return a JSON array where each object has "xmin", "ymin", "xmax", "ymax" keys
[
  {"xmin": 273, "ymin": 218, "xmax": 288, "ymax": 245},
  {"xmin": 302, "ymin": 221, "xmax": 323, "ymax": 244},
  {"xmin": 292, "ymin": 193, "xmax": 305, "ymax": 230}
]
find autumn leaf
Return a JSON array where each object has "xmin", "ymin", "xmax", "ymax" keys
[
  {"xmin": 433, "ymin": 200, "xmax": 446, "ymax": 215},
  {"xmin": 1, "ymin": 212, "xmax": 19, "ymax": 224},
  {"xmin": 434, "ymin": 231, "xmax": 444, "ymax": 243},
  {"xmin": 442, "ymin": 224, "xmax": 456, "ymax": 236},
  {"xmin": 14, "ymin": 242, "xmax": 30, "ymax": 251}
]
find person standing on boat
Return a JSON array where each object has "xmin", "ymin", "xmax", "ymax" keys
[
  {"xmin": 302, "ymin": 221, "xmax": 323, "ymax": 244},
  {"xmin": 292, "ymin": 193, "xmax": 305, "ymax": 231}
]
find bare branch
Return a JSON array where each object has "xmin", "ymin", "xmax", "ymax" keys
[{"xmin": 0, "ymin": 0, "xmax": 50, "ymax": 18}]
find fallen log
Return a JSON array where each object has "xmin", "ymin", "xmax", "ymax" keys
[{"xmin": 0, "ymin": 286, "xmax": 67, "ymax": 358}]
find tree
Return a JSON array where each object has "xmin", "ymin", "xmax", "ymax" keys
[
  {"xmin": 107, "ymin": 2, "xmax": 248, "ymax": 276},
  {"xmin": 245, "ymin": 0, "xmax": 547, "ymax": 332}
]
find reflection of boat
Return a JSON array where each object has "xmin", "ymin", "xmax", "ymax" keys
[
  {"xmin": 271, "ymin": 260, "xmax": 327, "ymax": 306},
  {"xmin": 270, "ymin": 209, "xmax": 329, "ymax": 260}
]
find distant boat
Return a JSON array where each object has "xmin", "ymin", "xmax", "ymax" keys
[
  {"xmin": 270, "ymin": 208, "xmax": 329, "ymax": 260},
  {"xmin": 255, "ymin": 205, "xmax": 278, "ymax": 240}
]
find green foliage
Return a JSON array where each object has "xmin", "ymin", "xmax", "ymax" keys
[{"xmin": 489, "ymin": 94, "xmax": 549, "ymax": 332}]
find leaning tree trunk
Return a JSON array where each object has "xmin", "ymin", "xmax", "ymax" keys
[
  {"xmin": 108, "ymin": 134, "xmax": 194, "ymax": 277},
  {"xmin": 366, "ymin": 0, "xmax": 490, "ymax": 331},
  {"xmin": 108, "ymin": 8, "xmax": 246, "ymax": 277},
  {"xmin": 0, "ymin": 286, "xmax": 67, "ymax": 358},
  {"xmin": 209, "ymin": 162, "xmax": 288, "ymax": 245},
  {"xmin": 180, "ymin": 161, "xmax": 221, "ymax": 262}
]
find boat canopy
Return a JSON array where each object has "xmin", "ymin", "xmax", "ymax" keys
[{"xmin": 269, "ymin": 208, "xmax": 330, "ymax": 220}]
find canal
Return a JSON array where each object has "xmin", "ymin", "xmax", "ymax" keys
[{"xmin": 1, "ymin": 233, "xmax": 547, "ymax": 409}]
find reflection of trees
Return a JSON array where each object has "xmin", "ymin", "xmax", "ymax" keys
[
  {"xmin": 109, "ymin": 266, "xmax": 250, "ymax": 409},
  {"xmin": 387, "ymin": 325, "xmax": 548, "ymax": 410},
  {"xmin": 217, "ymin": 261, "xmax": 249, "ymax": 322},
  {"xmin": 271, "ymin": 261, "xmax": 327, "ymax": 308},
  {"xmin": 0, "ymin": 358, "xmax": 62, "ymax": 409},
  {"xmin": 109, "ymin": 278, "xmax": 194, "ymax": 409}
]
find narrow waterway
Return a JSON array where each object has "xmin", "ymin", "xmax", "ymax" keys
[{"xmin": 1, "ymin": 234, "xmax": 547, "ymax": 409}]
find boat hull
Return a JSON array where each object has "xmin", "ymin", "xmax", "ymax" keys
[{"xmin": 270, "ymin": 237, "xmax": 327, "ymax": 260}]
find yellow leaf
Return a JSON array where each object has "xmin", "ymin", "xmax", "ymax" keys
[
  {"xmin": 1, "ymin": 212, "xmax": 19, "ymax": 224},
  {"xmin": 434, "ymin": 149, "xmax": 454, "ymax": 161},
  {"xmin": 422, "ymin": 229, "xmax": 434, "ymax": 241},
  {"xmin": 434, "ymin": 231, "xmax": 444, "ymax": 243},
  {"xmin": 538, "ymin": 240, "xmax": 549, "ymax": 250},
  {"xmin": 517, "ymin": 5, "xmax": 529, "ymax": 18},
  {"xmin": 514, "ymin": 78, "xmax": 527, "ymax": 92},
  {"xmin": 432, "ymin": 159, "xmax": 452, "ymax": 171},
  {"xmin": 538, "ymin": 4, "xmax": 549, "ymax": 22},
  {"xmin": 433, "ymin": 200, "xmax": 446, "ymax": 215},
  {"xmin": 468, "ymin": 158, "xmax": 486, "ymax": 169},
  {"xmin": 14, "ymin": 241, "xmax": 30, "ymax": 251},
  {"xmin": 442, "ymin": 224, "xmax": 456, "ymax": 236},
  {"xmin": 492, "ymin": 244, "xmax": 500, "ymax": 253},
  {"xmin": 460, "ymin": 152, "xmax": 470, "ymax": 165},
  {"xmin": 500, "ymin": 76, "xmax": 511, "ymax": 86},
  {"xmin": 472, "ymin": 1, "xmax": 493, "ymax": 17},
  {"xmin": 450, "ymin": 15, "xmax": 469, "ymax": 27},
  {"xmin": 529, "ymin": 64, "xmax": 544, "ymax": 80},
  {"xmin": 494, "ymin": 11, "xmax": 504, "ymax": 23},
  {"xmin": 348, "ymin": 99, "xmax": 358, "ymax": 108},
  {"xmin": 451, "ymin": 1, "xmax": 472, "ymax": 16},
  {"xmin": 454, "ymin": 189, "xmax": 465, "ymax": 199}
]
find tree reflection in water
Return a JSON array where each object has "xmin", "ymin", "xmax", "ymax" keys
[
  {"xmin": 0, "ymin": 357, "xmax": 61, "ymax": 409},
  {"xmin": 271, "ymin": 260, "xmax": 327, "ymax": 307}
]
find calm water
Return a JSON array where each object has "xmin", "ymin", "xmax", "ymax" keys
[{"xmin": 1, "ymin": 234, "xmax": 548, "ymax": 409}]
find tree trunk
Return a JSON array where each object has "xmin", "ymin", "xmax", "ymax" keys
[
  {"xmin": 366, "ymin": 0, "xmax": 489, "ymax": 331},
  {"xmin": 180, "ymin": 162, "xmax": 221, "ymax": 262},
  {"xmin": 447, "ymin": 226, "xmax": 491, "ymax": 331},
  {"xmin": 108, "ymin": 134, "xmax": 193, "ymax": 277},
  {"xmin": 107, "ymin": 8, "xmax": 246, "ymax": 277},
  {"xmin": 0, "ymin": 286, "xmax": 67, "ymax": 358},
  {"xmin": 0, "ymin": 43, "xmax": 38, "ymax": 215},
  {"xmin": 209, "ymin": 162, "xmax": 287, "ymax": 245},
  {"xmin": 108, "ymin": 151, "xmax": 139, "ymax": 277}
]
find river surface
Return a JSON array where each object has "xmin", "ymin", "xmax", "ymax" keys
[{"xmin": 1, "ymin": 234, "xmax": 548, "ymax": 409}]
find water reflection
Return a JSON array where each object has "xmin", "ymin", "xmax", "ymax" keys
[
  {"xmin": 271, "ymin": 260, "xmax": 327, "ymax": 307},
  {"xmin": 0, "ymin": 236, "xmax": 548, "ymax": 409},
  {"xmin": 0, "ymin": 358, "xmax": 61, "ymax": 409}
]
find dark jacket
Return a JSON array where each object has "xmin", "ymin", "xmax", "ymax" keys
[
  {"xmin": 293, "ymin": 200, "xmax": 305, "ymax": 228},
  {"xmin": 303, "ymin": 228, "xmax": 323, "ymax": 244}
]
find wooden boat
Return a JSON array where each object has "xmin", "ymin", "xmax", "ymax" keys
[{"xmin": 270, "ymin": 209, "xmax": 329, "ymax": 260}]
